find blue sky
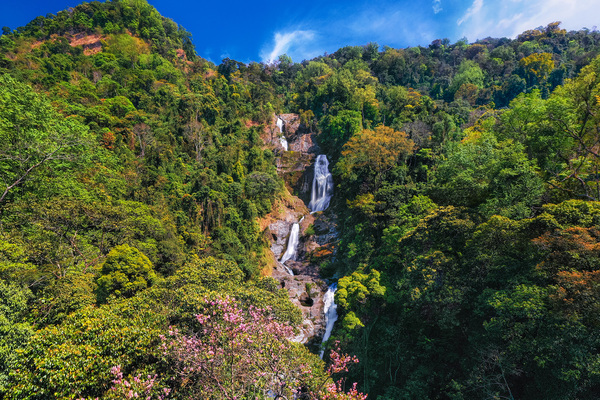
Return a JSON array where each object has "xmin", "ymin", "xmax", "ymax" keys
[{"xmin": 1, "ymin": 0, "xmax": 599, "ymax": 64}]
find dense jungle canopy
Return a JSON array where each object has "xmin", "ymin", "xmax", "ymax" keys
[{"xmin": 2, "ymin": 1, "xmax": 600, "ymax": 398}]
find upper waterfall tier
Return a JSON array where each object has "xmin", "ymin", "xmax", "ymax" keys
[{"xmin": 308, "ymin": 154, "xmax": 334, "ymax": 213}]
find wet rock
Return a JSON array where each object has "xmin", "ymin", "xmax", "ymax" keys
[
  {"xmin": 290, "ymin": 132, "xmax": 319, "ymax": 153},
  {"xmin": 271, "ymin": 270, "xmax": 328, "ymax": 345},
  {"xmin": 269, "ymin": 220, "xmax": 294, "ymax": 259}
]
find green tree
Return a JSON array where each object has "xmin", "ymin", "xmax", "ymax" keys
[
  {"xmin": 545, "ymin": 56, "xmax": 600, "ymax": 200},
  {"xmin": 448, "ymin": 60, "xmax": 485, "ymax": 100},
  {"xmin": 432, "ymin": 126, "xmax": 543, "ymax": 219},
  {"xmin": 6, "ymin": 296, "xmax": 166, "ymax": 400},
  {"xmin": 322, "ymin": 109, "xmax": 363, "ymax": 153},
  {"xmin": 0, "ymin": 74, "xmax": 92, "ymax": 204},
  {"xmin": 519, "ymin": 52, "xmax": 554, "ymax": 85},
  {"xmin": 336, "ymin": 125, "xmax": 414, "ymax": 192},
  {"xmin": 96, "ymin": 244, "xmax": 157, "ymax": 303},
  {"xmin": 0, "ymin": 280, "xmax": 33, "ymax": 393}
]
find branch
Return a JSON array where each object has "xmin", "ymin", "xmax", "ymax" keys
[
  {"xmin": 549, "ymin": 113, "xmax": 600, "ymax": 160},
  {"xmin": 0, "ymin": 154, "xmax": 50, "ymax": 203},
  {"xmin": 0, "ymin": 138, "xmax": 77, "ymax": 204}
]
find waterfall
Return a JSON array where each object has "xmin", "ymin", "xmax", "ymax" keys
[
  {"xmin": 308, "ymin": 155, "xmax": 334, "ymax": 213},
  {"xmin": 320, "ymin": 283, "xmax": 338, "ymax": 358},
  {"xmin": 280, "ymin": 222, "xmax": 300, "ymax": 266},
  {"xmin": 279, "ymin": 136, "xmax": 288, "ymax": 151},
  {"xmin": 277, "ymin": 117, "xmax": 288, "ymax": 151},
  {"xmin": 282, "ymin": 264, "xmax": 294, "ymax": 276}
]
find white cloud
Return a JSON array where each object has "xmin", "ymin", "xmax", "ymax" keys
[
  {"xmin": 258, "ymin": 2, "xmax": 455, "ymax": 61},
  {"xmin": 504, "ymin": 0, "xmax": 597, "ymax": 36},
  {"xmin": 258, "ymin": 0, "xmax": 599, "ymax": 64},
  {"xmin": 457, "ymin": 0, "xmax": 599, "ymax": 43},
  {"xmin": 457, "ymin": 0, "xmax": 484, "ymax": 26},
  {"xmin": 261, "ymin": 30, "xmax": 316, "ymax": 64}
]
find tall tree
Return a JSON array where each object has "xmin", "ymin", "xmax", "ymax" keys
[
  {"xmin": 183, "ymin": 115, "xmax": 210, "ymax": 163},
  {"xmin": 0, "ymin": 74, "xmax": 91, "ymax": 204}
]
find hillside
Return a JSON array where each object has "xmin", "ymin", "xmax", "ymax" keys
[{"xmin": 2, "ymin": 0, "xmax": 600, "ymax": 398}]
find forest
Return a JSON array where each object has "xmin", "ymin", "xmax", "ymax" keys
[{"xmin": 2, "ymin": 0, "xmax": 600, "ymax": 398}]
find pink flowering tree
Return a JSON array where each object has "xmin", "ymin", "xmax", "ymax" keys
[
  {"xmin": 161, "ymin": 296, "xmax": 322, "ymax": 399},
  {"xmin": 103, "ymin": 365, "xmax": 171, "ymax": 400},
  {"xmin": 317, "ymin": 344, "xmax": 367, "ymax": 400},
  {"xmin": 160, "ymin": 296, "xmax": 368, "ymax": 399}
]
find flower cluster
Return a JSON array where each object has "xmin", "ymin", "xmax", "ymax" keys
[
  {"xmin": 106, "ymin": 365, "xmax": 171, "ymax": 400},
  {"xmin": 154, "ymin": 297, "xmax": 368, "ymax": 399},
  {"xmin": 161, "ymin": 296, "xmax": 309, "ymax": 399}
]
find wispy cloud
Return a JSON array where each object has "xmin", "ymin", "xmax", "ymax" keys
[
  {"xmin": 457, "ymin": 0, "xmax": 599, "ymax": 42},
  {"xmin": 258, "ymin": 1, "xmax": 448, "ymax": 63},
  {"xmin": 457, "ymin": 0, "xmax": 484, "ymax": 26},
  {"xmin": 258, "ymin": 0, "xmax": 598, "ymax": 64},
  {"xmin": 261, "ymin": 30, "xmax": 316, "ymax": 64}
]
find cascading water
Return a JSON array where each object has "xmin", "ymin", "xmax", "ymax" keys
[
  {"xmin": 277, "ymin": 117, "xmax": 288, "ymax": 151},
  {"xmin": 280, "ymin": 222, "xmax": 300, "ymax": 269},
  {"xmin": 308, "ymin": 155, "xmax": 334, "ymax": 213},
  {"xmin": 320, "ymin": 283, "xmax": 338, "ymax": 358},
  {"xmin": 279, "ymin": 136, "xmax": 288, "ymax": 151}
]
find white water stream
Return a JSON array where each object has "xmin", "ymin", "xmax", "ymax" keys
[
  {"xmin": 277, "ymin": 117, "xmax": 288, "ymax": 151},
  {"xmin": 320, "ymin": 283, "xmax": 338, "ymax": 358},
  {"xmin": 279, "ymin": 136, "xmax": 289, "ymax": 151},
  {"xmin": 280, "ymin": 222, "xmax": 300, "ymax": 271},
  {"xmin": 308, "ymin": 155, "xmax": 334, "ymax": 213}
]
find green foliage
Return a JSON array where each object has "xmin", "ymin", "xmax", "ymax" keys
[
  {"xmin": 96, "ymin": 244, "xmax": 157, "ymax": 303},
  {"xmin": 336, "ymin": 125, "xmax": 414, "ymax": 193},
  {"xmin": 167, "ymin": 255, "xmax": 244, "ymax": 290},
  {"xmin": 0, "ymin": 280, "xmax": 33, "ymax": 393},
  {"xmin": 337, "ymin": 269, "xmax": 386, "ymax": 312},
  {"xmin": 0, "ymin": 240, "xmax": 37, "ymax": 284},
  {"xmin": 321, "ymin": 109, "xmax": 363, "ymax": 153},
  {"xmin": 432, "ymin": 128, "xmax": 544, "ymax": 219},
  {"xmin": 33, "ymin": 271, "xmax": 97, "ymax": 326},
  {"xmin": 6, "ymin": 296, "xmax": 166, "ymax": 400},
  {"xmin": 244, "ymin": 171, "xmax": 282, "ymax": 216},
  {"xmin": 448, "ymin": 60, "xmax": 485, "ymax": 100},
  {"xmin": 0, "ymin": 74, "xmax": 92, "ymax": 204},
  {"xmin": 3, "ymin": 7, "xmax": 600, "ymax": 399}
]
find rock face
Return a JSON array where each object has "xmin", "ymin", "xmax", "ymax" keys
[
  {"xmin": 269, "ymin": 209, "xmax": 339, "ymax": 348},
  {"xmin": 277, "ymin": 151, "xmax": 315, "ymax": 205},
  {"xmin": 265, "ymin": 114, "xmax": 321, "ymax": 206},
  {"xmin": 258, "ymin": 190, "xmax": 308, "ymax": 276},
  {"xmin": 261, "ymin": 113, "xmax": 339, "ymax": 350}
]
